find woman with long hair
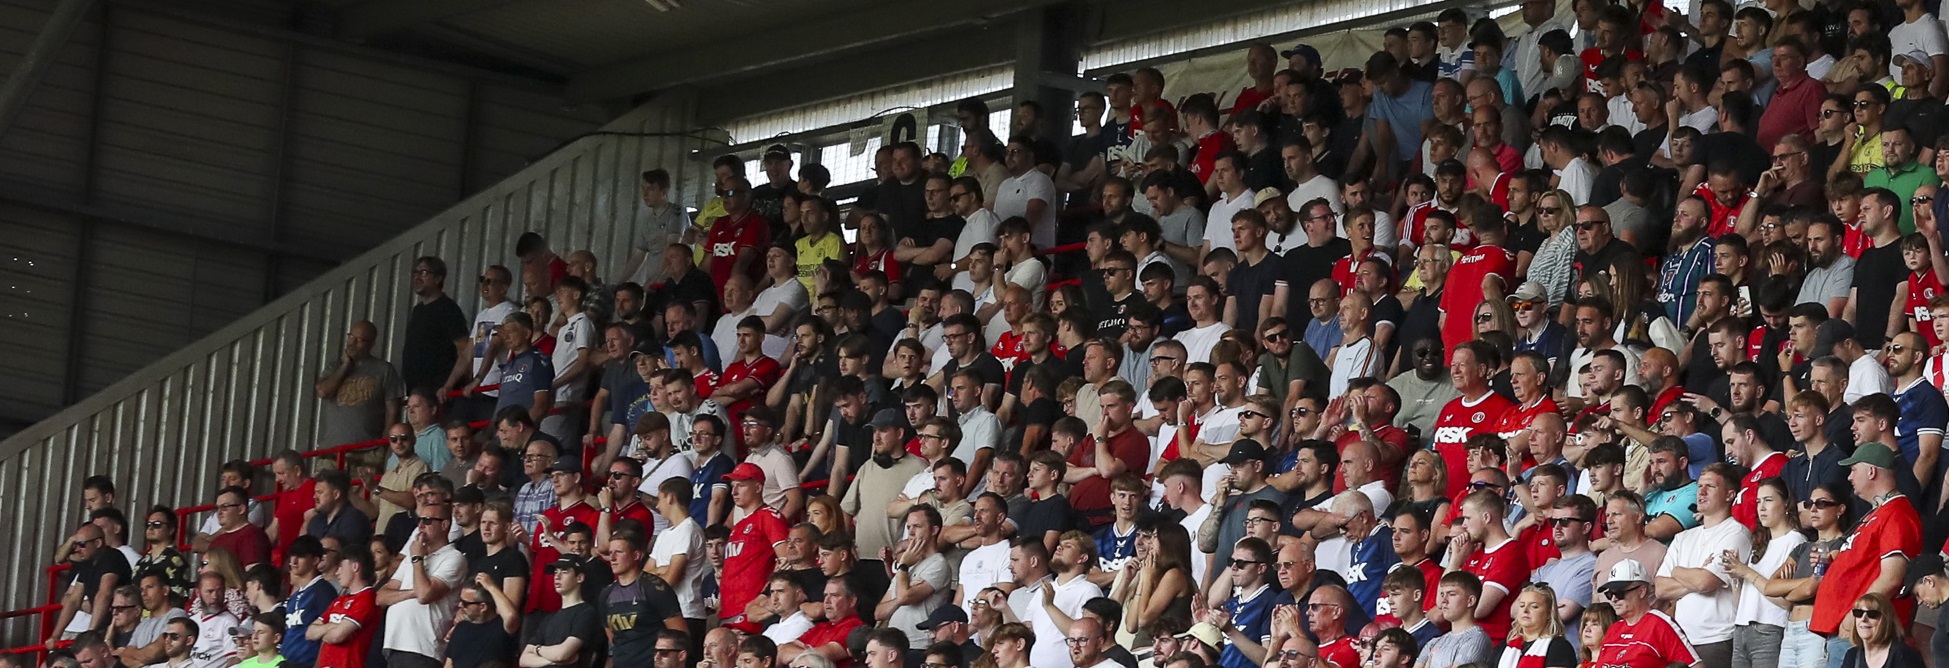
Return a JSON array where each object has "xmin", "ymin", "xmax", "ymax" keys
[
  {"xmin": 850, "ymin": 212, "xmax": 902, "ymax": 302},
  {"xmin": 803, "ymin": 495, "xmax": 850, "ymax": 538},
  {"xmin": 1048, "ymin": 284, "xmax": 1087, "ymax": 320},
  {"xmin": 1474, "ymin": 299, "xmax": 1518, "ymax": 340},
  {"xmin": 1764, "ymin": 481, "xmax": 1854, "ymax": 668},
  {"xmin": 1400, "ymin": 449, "xmax": 1452, "ymax": 553},
  {"xmin": 1839, "ymin": 592, "xmax": 1923, "ymax": 668},
  {"xmin": 1576, "ymin": 603, "xmax": 1620, "ymax": 668},
  {"xmin": 1499, "ymin": 583, "xmax": 1578, "ymax": 668},
  {"xmin": 1112, "ymin": 517, "xmax": 1194, "ymax": 637},
  {"xmin": 1601, "ymin": 256, "xmax": 1682, "ymax": 351},
  {"xmin": 1529, "ymin": 189, "xmax": 1580, "ymax": 308},
  {"xmin": 1724, "ymin": 477, "xmax": 1808, "ymax": 668}
]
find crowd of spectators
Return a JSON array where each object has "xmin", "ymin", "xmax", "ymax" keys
[{"xmin": 36, "ymin": 1, "xmax": 1949, "ymax": 667}]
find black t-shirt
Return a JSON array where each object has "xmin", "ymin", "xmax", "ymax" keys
[
  {"xmin": 454, "ymin": 531, "xmax": 486, "ymax": 565},
  {"xmin": 448, "ymin": 619, "xmax": 519, "ymax": 668},
  {"xmin": 1398, "ymin": 289, "xmax": 1444, "ymax": 353},
  {"xmin": 1682, "ymin": 332, "xmax": 1724, "ymax": 393},
  {"xmin": 1573, "ymin": 238, "xmax": 1641, "ymax": 282},
  {"xmin": 751, "ymin": 181, "xmax": 793, "ymax": 236},
  {"xmin": 908, "ymin": 214, "xmax": 966, "ymax": 292},
  {"xmin": 943, "ymin": 353, "xmax": 1007, "ymax": 393},
  {"xmin": 1371, "ymin": 294, "xmax": 1407, "ymax": 364},
  {"xmin": 469, "ymin": 546, "xmax": 531, "ymax": 590},
  {"xmin": 1892, "ymin": 98, "xmax": 1948, "ymax": 152},
  {"xmin": 1508, "ymin": 217, "xmax": 1545, "ymax": 256},
  {"xmin": 72, "ymin": 550, "xmax": 132, "ymax": 602},
  {"xmin": 876, "ymin": 180, "xmax": 930, "ymax": 241},
  {"xmin": 1011, "ymin": 397, "xmax": 1062, "ymax": 453},
  {"xmin": 1014, "ymin": 494, "xmax": 1080, "ymax": 545},
  {"xmin": 524, "ymin": 602, "xmax": 603, "ymax": 668},
  {"xmin": 1282, "ymin": 240, "xmax": 1352, "ymax": 320},
  {"xmin": 1064, "ymin": 132, "xmax": 1108, "ymax": 172},
  {"xmin": 600, "ymin": 575, "xmax": 685, "ymax": 667},
  {"xmin": 1853, "ymin": 242, "xmax": 1906, "ymax": 349},
  {"xmin": 649, "ymin": 268, "xmax": 718, "ymax": 323},
  {"xmin": 1228, "ymin": 251, "xmax": 1283, "ymax": 334},
  {"xmin": 1589, "ymin": 163, "xmax": 1629, "ymax": 208},
  {"xmin": 846, "ymin": 568, "xmax": 891, "ymax": 626},
  {"xmin": 1683, "ymin": 41, "xmax": 1724, "ymax": 79},
  {"xmin": 1694, "ymin": 130, "xmax": 1767, "ymax": 186},
  {"xmin": 403, "ymin": 296, "xmax": 468, "ymax": 392},
  {"xmin": 1811, "ymin": 139, "xmax": 1845, "ymax": 179},
  {"xmin": 1094, "ymin": 291, "xmax": 1146, "ymax": 341},
  {"xmin": 1244, "ymin": 147, "xmax": 1291, "ymax": 193}
]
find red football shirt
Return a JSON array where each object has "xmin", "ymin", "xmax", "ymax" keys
[
  {"xmin": 272, "ymin": 478, "xmax": 317, "ymax": 561},
  {"xmin": 1843, "ymin": 221, "xmax": 1870, "ymax": 258},
  {"xmin": 1068, "ymin": 428, "xmax": 1151, "ymax": 524},
  {"xmin": 1493, "ymin": 396, "xmax": 1561, "ymax": 441},
  {"xmin": 1515, "ymin": 522, "xmax": 1561, "ymax": 570},
  {"xmin": 1432, "ymin": 392, "xmax": 1515, "ymax": 498},
  {"xmin": 1909, "ymin": 270, "xmax": 1946, "ymax": 349},
  {"xmin": 315, "ymin": 587, "xmax": 378, "ymax": 668},
  {"xmin": 706, "ymin": 211, "xmax": 771, "ymax": 296},
  {"xmin": 1811, "ymin": 495, "xmax": 1923, "ymax": 635},
  {"xmin": 1692, "ymin": 182, "xmax": 1748, "ymax": 238},
  {"xmin": 526, "ymin": 499, "xmax": 603, "ymax": 614},
  {"xmin": 854, "ymin": 247, "xmax": 903, "ymax": 285},
  {"xmin": 211, "ymin": 524, "xmax": 272, "ymax": 569},
  {"xmin": 1439, "ymin": 246, "xmax": 1515, "ymax": 357},
  {"xmin": 718, "ymin": 354, "xmax": 783, "ymax": 452},
  {"xmin": 1320, "ymin": 636, "xmax": 1360, "ymax": 668},
  {"xmin": 1232, "ymin": 86, "xmax": 1272, "ymax": 117},
  {"xmin": 1333, "ymin": 424, "xmax": 1412, "ymax": 495},
  {"xmin": 1330, "ymin": 250, "xmax": 1391, "ymax": 297},
  {"xmin": 721, "ymin": 506, "xmax": 791, "ymax": 624},
  {"xmin": 1188, "ymin": 131, "xmax": 1237, "ymax": 184},
  {"xmin": 1597, "ymin": 611, "xmax": 1701, "ymax": 668},
  {"xmin": 1731, "ymin": 451, "xmax": 1788, "ymax": 530},
  {"xmin": 797, "ymin": 615, "xmax": 865, "ymax": 666},
  {"xmin": 1462, "ymin": 538, "xmax": 1532, "ymax": 642},
  {"xmin": 692, "ymin": 368, "xmax": 722, "ymax": 399}
]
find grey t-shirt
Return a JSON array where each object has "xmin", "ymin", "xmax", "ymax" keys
[
  {"xmin": 1424, "ymin": 625, "xmax": 1497, "ymax": 668},
  {"xmin": 129, "ymin": 608, "xmax": 188, "ymax": 649},
  {"xmin": 317, "ymin": 357, "xmax": 405, "ymax": 447},
  {"xmin": 1157, "ymin": 207, "xmax": 1207, "ymax": 253},
  {"xmin": 1798, "ymin": 255, "xmax": 1857, "ymax": 307},
  {"xmin": 884, "ymin": 552, "xmax": 953, "ymax": 646}
]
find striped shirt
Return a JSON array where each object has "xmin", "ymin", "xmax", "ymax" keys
[{"xmin": 1657, "ymin": 235, "xmax": 1715, "ymax": 327}]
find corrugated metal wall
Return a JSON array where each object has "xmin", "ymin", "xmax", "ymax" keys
[
  {"xmin": 0, "ymin": 0, "xmax": 615, "ymax": 436},
  {"xmin": 0, "ymin": 90, "xmax": 704, "ymax": 640}
]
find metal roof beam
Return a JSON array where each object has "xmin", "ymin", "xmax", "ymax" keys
[
  {"xmin": 693, "ymin": 27, "xmax": 1016, "ymax": 124},
  {"xmin": 568, "ymin": 0, "xmax": 1059, "ymax": 104},
  {"xmin": 335, "ymin": 0, "xmax": 525, "ymax": 39},
  {"xmin": 0, "ymin": 0, "xmax": 98, "ymax": 140}
]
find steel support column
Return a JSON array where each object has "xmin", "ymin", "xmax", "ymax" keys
[
  {"xmin": 0, "ymin": 0, "xmax": 99, "ymax": 139},
  {"xmin": 1011, "ymin": 3, "xmax": 1086, "ymax": 140}
]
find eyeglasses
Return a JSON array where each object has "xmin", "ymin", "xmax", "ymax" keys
[
  {"xmin": 1063, "ymin": 638, "xmax": 1094, "ymax": 647},
  {"xmin": 1801, "ymin": 498, "xmax": 1845, "ymax": 509},
  {"xmin": 1274, "ymin": 650, "xmax": 1318, "ymax": 661},
  {"xmin": 458, "ymin": 599, "xmax": 486, "ymax": 608},
  {"xmin": 1150, "ymin": 356, "xmax": 1179, "ymax": 365},
  {"xmin": 1306, "ymin": 602, "xmax": 1343, "ymax": 611},
  {"xmin": 1243, "ymin": 516, "xmax": 1278, "ymax": 526},
  {"xmin": 917, "ymin": 433, "xmax": 947, "ymax": 441},
  {"xmin": 1229, "ymin": 558, "xmax": 1265, "ymax": 568},
  {"xmin": 1771, "ymin": 151, "xmax": 1805, "ymax": 163},
  {"xmin": 1854, "ymin": 608, "xmax": 1885, "ymax": 620}
]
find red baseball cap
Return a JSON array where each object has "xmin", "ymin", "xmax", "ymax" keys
[{"xmin": 723, "ymin": 462, "xmax": 766, "ymax": 483}]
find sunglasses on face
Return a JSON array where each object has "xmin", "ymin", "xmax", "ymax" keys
[
  {"xmin": 1854, "ymin": 608, "xmax": 1885, "ymax": 620},
  {"xmin": 1575, "ymin": 222, "xmax": 1604, "ymax": 231},
  {"xmin": 1603, "ymin": 584, "xmax": 1644, "ymax": 600},
  {"xmin": 1230, "ymin": 558, "xmax": 1265, "ymax": 569},
  {"xmin": 1538, "ymin": 206, "xmax": 1562, "ymax": 215},
  {"xmin": 1263, "ymin": 330, "xmax": 1289, "ymax": 341},
  {"xmin": 1801, "ymin": 498, "xmax": 1845, "ymax": 509},
  {"xmin": 1550, "ymin": 517, "xmax": 1592, "ymax": 526}
]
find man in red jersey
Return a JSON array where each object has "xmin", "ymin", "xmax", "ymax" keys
[
  {"xmin": 1431, "ymin": 341, "xmax": 1514, "ymax": 498},
  {"xmin": 711, "ymin": 316, "xmax": 784, "ymax": 448},
  {"xmin": 703, "ymin": 176, "xmax": 770, "ymax": 300},
  {"xmin": 1493, "ymin": 351, "xmax": 1562, "ymax": 461},
  {"xmin": 307, "ymin": 542, "xmax": 380, "ymax": 668},
  {"xmin": 595, "ymin": 458, "xmax": 657, "ymax": 546},
  {"xmin": 1596, "ymin": 560, "xmax": 1701, "ymax": 668},
  {"xmin": 1439, "ymin": 201, "xmax": 1515, "ymax": 357},
  {"xmin": 1811, "ymin": 443, "xmax": 1922, "ymax": 640},
  {"xmin": 1447, "ymin": 489, "xmax": 1530, "ymax": 642},
  {"xmin": 720, "ymin": 463, "xmax": 790, "ymax": 627},
  {"xmin": 779, "ymin": 578, "xmax": 867, "ymax": 667},
  {"xmin": 1724, "ymin": 415, "xmax": 1786, "ymax": 530},
  {"xmin": 527, "ymin": 456, "xmax": 600, "ymax": 614}
]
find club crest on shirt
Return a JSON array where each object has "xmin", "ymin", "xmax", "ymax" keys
[{"xmin": 1472, "ymin": 412, "xmax": 1486, "ymax": 423}]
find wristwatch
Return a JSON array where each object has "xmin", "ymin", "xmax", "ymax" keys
[{"xmin": 411, "ymin": 556, "xmax": 425, "ymax": 564}]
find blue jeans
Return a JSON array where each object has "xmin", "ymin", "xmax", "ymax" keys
[
  {"xmin": 1779, "ymin": 620, "xmax": 1828, "ymax": 668},
  {"xmin": 1826, "ymin": 633, "xmax": 1853, "ymax": 668}
]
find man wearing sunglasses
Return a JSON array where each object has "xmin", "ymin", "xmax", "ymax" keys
[
  {"xmin": 375, "ymin": 503, "xmax": 462, "ymax": 668},
  {"xmin": 373, "ymin": 423, "xmax": 431, "ymax": 532},
  {"xmin": 149, "ymin": 619, "xmax": 199, "ymax": 668},
  {"xmin": 1595, "ymin": 559, "xmax": 1701, "ymax": 668}
]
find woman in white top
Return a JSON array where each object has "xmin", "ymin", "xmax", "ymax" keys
[
  {"xmin": 754, "ymin": 245, "xmax": 809, "ymax": 336},
  {"xmin": 1724, "ymin": 477, "xmax": 1810, "ymax": 668}
]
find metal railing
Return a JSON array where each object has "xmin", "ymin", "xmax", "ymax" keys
[{"xmin": 0, "ymin": 90, "xmax": 709, "ymax": 644}]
